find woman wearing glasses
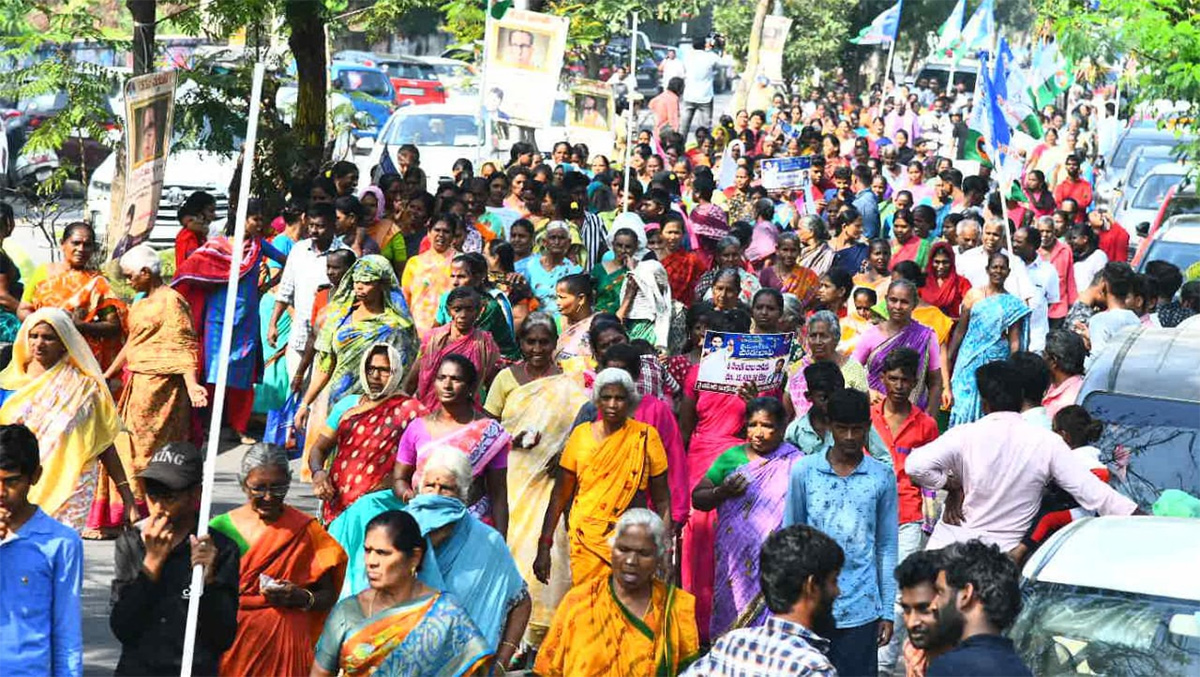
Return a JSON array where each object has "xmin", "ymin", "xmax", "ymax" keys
[{"xmin": 211, "ymin": 443, "xmax": 348, "ymax": 677}]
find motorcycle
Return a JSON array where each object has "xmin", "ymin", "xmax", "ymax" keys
[{"xmin": 2, "ymin": 109, "xmax": 60, "ymax": 192}]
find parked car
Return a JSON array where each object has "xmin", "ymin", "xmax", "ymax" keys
[
  {"xmin": 1108, "ymin": 144, "xmax": 1180, "ymax": 206},
  {"xmin": 1011, "ymin": 516, "xmax": 1200, "ymax": 676},
  {"xmin": 1130, "ymin": 179, "xmax": 1200, "ymax": 266},
  {"xmin": 417, "ymin": 56, "xmax": 477, "ymax": 100},
  {"xmin": 1098, "ymin": 127, "xmax": 1193, "ymax": 202},
  {"xmin": 330, "ymin": 60, "xmax": 396, "ymax": 140},
  {"xmin": 0, "ymin": 88, "xmax": 116, "ymax": 181},
  {"xmin": 375, "ymin": 55, "xmax": 447, "ymax": 107},
  {"xmin": 1114, "ymin": 162, "xmax": 1188, "ymax": 254},
  {"xmin": 366, "ymin": 103, "xmax": 487, "ymax": 192},
  {"xmin": 1134, "ymin": 214, "xmax": 1200, "ymax": 273}
]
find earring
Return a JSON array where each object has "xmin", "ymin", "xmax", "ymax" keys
[{"xmin": 411, "ymin": 566, "xmax": 418, "ymax": 576}]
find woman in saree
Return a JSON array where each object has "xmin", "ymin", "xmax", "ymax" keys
[
  {"xmin": 921, "ymin": 241, "xmax": 972, "ymax": 319},
  {"xmin": 524, "ymin": 221, "xmax": 583, "ymax": 316},
  {"xmin": 852, "ymin": 279, "xmax": 944, "ymax": 412},
  {"xmin": 830, "ymin": 206, "xmax": 870, "ymax": 277},
  {"xmin": 692, "ymin": 236, "xmax": 761, "ymax": 306},
  {"xmin": 758, "ymin": 231, "xmax": 820, "ymax": 311},
  {"xmin": 890, "ymin": 208, "xmax": 932, "ymax": 270},
  {"xmin": 406, "ymin": 287, "xmax": 501, "ymax": 409},
  {"xmin": 892, "ymin": 260, "xmax": 955, "ymax": 414},
  {"xmin": 691, "ymin": 398, "xmax": 802, "ymax": 638},
  {"xmin": 853, "ymin": 238, "xmax": 893, "ymax": 298},
  {"xmin": 552, "ymin": 273, "xmax": 597, "ymax": 362},
  {"xmin": 405, "ymin": 453, "xmax": 531, "ymax": 669},
  {"xmin": 212, "ymin": 444, "xmax": 347, "ymax": 677},
  {"xmin": 0, "ymin": 309, "xmax": 136, "ymax": 531},
  {"xmin": 482, "ymin": 312, "xmax": 587, "ymax": 648},
  {"xmin": 535, "ymin": 509, "xmax": 699, "ymax": 677},
  {"xmin": 19, "ymin": 222, "xmax": 125, "ymax": 369},
  {"xmin": 361, "ymin": 186, "xmax": 407, "ymax": 277},
  {"xmin": 297, "ymin": 255, "xmax": 418, "ymax": 434},
  {"xmin": 947, "ymin": 253, "xmax": 1031, "ymax": 426},
  {"xmin": 435, "ymin": 253, "xmax": 520, "ymax": 360},
  {"xmin": 795, "ymin": 214, "xmax": 836, "ymax": 279},
  {"xmin": 660, "ymin": 216, "xmax": 705, "ymax": 305},
  {"xmin": 312, "ymin": 510, "xmax": 492, "ymax": 677},
  {"xmin": 394, "ymin": 354, "xmax": 511, "ymax": 532},
  {"xmin": 401, "ymin": 214, "xmax": 460, "ymax": 334},
  {"xmin": 533, "ymin": 368, "xmax": 673, "ymax": 588},
  {"xmin": 591, "ymin": 227, "xmax": 639, "ymax": 313},
  {"xmin": 97, "ymin": 246, "xmax": 207, "ymax": 537},
  {"xmin": 783, "ymin": 310, "xmax": 869, "ymax": 421},
  {"xmin": 255, "ymin": 204, "xmax": 305, "ymax": 418},
  {"xmin": 309, "ymin": 343, "xmax": 426, "ymax": 525}
]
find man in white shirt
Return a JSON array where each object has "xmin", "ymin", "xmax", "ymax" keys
[
  {"xmin": 1069, "ymin": 222, "xmax": 1109, "ymax": 297},
  {"xmin": 1086, "ymin": 262, "xmax": 1142, "ymax": 367},
  {"xmin": 659, "ymin": 48, "xmax": 686, "ymax": 84},
  {"xmin": 956, "ymin": 218, "xmax": 1036, "ymax": 305},
  {"xmin": 1012, "ymin": 226, "xmax": 1060, "ymax": 353},
  {"xmin": 680, "ymin": 36, "xmax": 720, "ymax": 140}
]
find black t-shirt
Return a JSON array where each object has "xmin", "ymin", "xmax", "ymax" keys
[{"xmin": 0, "ymin": 248, "xmax": 22, "ymax": 299}]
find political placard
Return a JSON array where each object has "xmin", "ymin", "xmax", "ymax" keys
[
  {"xmin": 695, "ymin": 331, "xmax": 793, "ymax": 394},
  {"xmin": 760, "ymin": 156, "xmax": 811, "ymax": 191},
  {"xmin": 110, "ymin": 71, "xmax": 176, "ymax": 257}
]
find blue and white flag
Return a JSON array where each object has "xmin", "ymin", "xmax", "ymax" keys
[{"xmin": 851, "ymin": 0, "xmax": 903, "ymax": 45}]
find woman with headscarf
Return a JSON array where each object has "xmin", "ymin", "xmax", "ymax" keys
[
  {"xmin": 920, "ymin": 241, "xmax": 972, "ymax": 319},
  {"xmin": 407, "ymin": 287, "xmax": 501, "ymax": 409},
  {"xmin": 297, "ymin": 255, "xmax": 418, "ymax": 437},
  {"xmin": 401, "ymin": 214, "xmax": 461, "ymax": 334},
  {"xmin": 618, "ymin": 252, "xmax": 673, "ymax": 350},
  {"xmin": 211, "ymin": 443, "xmax": 347, "ymax": 677},
  {"xmin": 361, "ymin": 186, "xmax": 407, "ymax": 278},
  {"xmin": 0, "ymin": 309, "xmax": 135, "ymax": 531},
  {"xmin": 308, "ymin": 340, "xmax": 425, "ymax": 525}
]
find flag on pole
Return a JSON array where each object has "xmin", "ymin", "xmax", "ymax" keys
[
  {"xmin": 850, "ymin": 0, "xmax": 903, "ymax": 45},
  {"xmin": 963, "ymin": 52, "xmax": 1007, "ymax": 168},
  {"xmin": 950, "ymin": 0, "xmax": 994, "ymax": 61},
  {"xmin": 932, "ymin": 0, "xmax": 966, "ymax": 58},
  {"xmin": 1030, "ymin": 40, "xmax": 1075, "ymax": 109},
  {"xmin": 995, "ymin": 38, "xmax": 1043, "ymax": 139}
]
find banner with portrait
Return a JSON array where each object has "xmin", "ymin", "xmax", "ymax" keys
[
  {"xmin": 484, "ymin": 9, "xmax": 569, "ymax": 128},
  {"xmin": 110, "ymin": 71, "xmax": 176, "ymax": 257},
  {"xmin": 695, "ymin": 331, "xmax": 793, "ymax": 394},
  {"xmin": 760, "ymin": 156, "xmax": 811, "ymax": 190},
  {"xmin": 567, "ymin": 81, "xmax": 614, "ymax": 133},
  {"xmin": 759, "ymin": 15, "xmax": 792, "ymax": 83}
]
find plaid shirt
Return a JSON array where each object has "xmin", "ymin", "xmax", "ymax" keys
[{"xmin": 681, "ymin": 617, "xmax": 836, "ymax": 677}]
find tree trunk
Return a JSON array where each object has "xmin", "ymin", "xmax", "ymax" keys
[
  {"xmin": 285, "ymin": 0, "xmax": 327, "ymax": 163},
  {"xmin": 127, "ymin": 0, "xmax": 156, "ymax": 75},
  {"xmin": 733, "ymin": 0, "xmax": 770, "ymax": 112}
]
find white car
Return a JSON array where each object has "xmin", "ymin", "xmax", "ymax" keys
[
  {"xmin": 1114, "ymin": 162, "xmax": 1189, "ymax": 253},
  {"xmin": 1011, "ymin": 516, "xmax": 1200, "ymax": 675},
  {"xmin": 417, "ymin": 56, "xmax": 477, "ymax": 101},
  {"xmin": 366, "ymin": 103, "xmax": 494, "ymax": 192}
]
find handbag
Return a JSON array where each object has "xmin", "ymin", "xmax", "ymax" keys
[{"xmin": 264, "ymin": 392, "xmax": 305, "ymax": 457}]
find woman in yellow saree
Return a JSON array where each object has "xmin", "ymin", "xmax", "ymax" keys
[
  {"xmin": 533, "ymin": 368, "xmax": 672, "ymax": 589},
  {"xmin": 534, "ymin": 509, "xmax": 698, "ymax": 677},
  {"xmin": 482, "ymin": 311, "xmax": 587, "ymax": 648},
  {"xmin": 0, "ymin": 308, "xmax": 135, "ymax": 531}
]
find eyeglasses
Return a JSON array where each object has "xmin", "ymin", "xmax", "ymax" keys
[
  {"xmin": 246, "ymin": 483, "xmax": 290, "ymax": 498},
  {"xmin": 365, "ymin": 366, "xmax": 392, "ymax": 376}
]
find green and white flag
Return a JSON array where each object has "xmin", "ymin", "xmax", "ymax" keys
[
  {"xmin": 1030, "ymin": 40, "xmax": 1074, "ymax": 109},
  {"xmin": 933, "ymin": 0, "xmax": 966, "ymax": 58},
  {"xmin": 950, "ymin": 0, "xmax": 993, "ymax": 61},
  {"xmin": 996, "ymin": 38, "xmax": 1043, "ymax": 139},
  {"xmin": 964, "ymin": 52, "xmax": 998, "ymax": 167}
]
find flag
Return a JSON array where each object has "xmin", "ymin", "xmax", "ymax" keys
[
  {"xmin": 932, "ymin": 0, "xmax": 966, "ymax": 58},
  {"xmin": 1030, "ymin": 40, "xmax": 1074, "ymax": 109},
  {"xmin": 950, "ymin": 0, "xmax": 994, "ymax": 61},
  {"xmin": 850, "ymin": 0, "xmax": 902, "ymax": 45},
  {"xmin": 995, "ymin": 38, "xmax": 1043, "ymax": 139},
  {"xmin": 963, "ymin": 52, "xmax": 1006, "ymax": 168}
]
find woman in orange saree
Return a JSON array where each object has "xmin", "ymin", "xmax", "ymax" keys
[
  {"xmin": 210, "ymin": 444, "xmax": 347, "ymax": 677},
  {"xmin": 535, "ymin": 509, "xmax": 698, "ymax": 677},
  {"xmin": 533, "ymin": 368, "xmax": 672, "ymax": 588}
]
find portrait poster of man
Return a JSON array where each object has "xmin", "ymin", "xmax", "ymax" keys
[
  {"xmin": 485, "ymin": 10, "xmax": 568, "ymax": 128},
  {"xmin": 568, "ymin": 82, "xmax": 613, "ymax": 132},
  {"xmin": 111, "ymin": 71, "xmax": 176, "ymax": 257},
  {"xmin": 695, "ymin": 331, "xmax": 793, "ymax": 393}
]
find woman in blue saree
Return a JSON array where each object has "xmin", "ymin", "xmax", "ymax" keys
[
  {"xmin": 312, "ymin": 510, "xmax": 492, "ymax": 677},
  {"xmin": 947, "ymin": 252, "xmax": 1031, "ymax": 427}
]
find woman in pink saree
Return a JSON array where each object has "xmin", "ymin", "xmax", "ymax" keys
[{"xmin": 405, "ymin": 286, "xmax": 501, "ymax": 410}]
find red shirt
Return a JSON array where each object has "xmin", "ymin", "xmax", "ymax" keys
[
  {"xmin": 871, "ymin": 400, "xmax": 939, "ymax": 525},
  {"xmin": 1096, "ymin": 221, "xmax": 1130, "ymax": 264},
  {"xmin": 174, "ymin": 228, "xmax": 203, "ymax": 272},
  {"xmin": 1053, "ymin": 177, "xmax": 1094, "ymax": 215},
  {"xmin": 1041, "ymin": 239, "xmax": 1077, "ymax": 319}
]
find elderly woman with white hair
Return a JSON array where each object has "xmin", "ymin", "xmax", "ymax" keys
[
  {"xmin": 97, "ymin": 244, "xmax": 208, "ymax": 534},
  {"xmin": 783, "ymin": 309, "xmax": 869, "ymax": 420},
  {"xmin": 404, "ymin": 447, "xmax": 532, "ymax": 670},
  {"xmin": 210, "ymin": 443, "xmax": 347, "ymax": 676},
  {"xmin": 533, "ymin": 368, "xmax": 673, "ymax": 588},
  {"xmin": 535, "ymin": 508, "xmax": 699, "ymax": 677}
]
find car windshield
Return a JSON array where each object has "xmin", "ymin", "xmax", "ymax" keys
[
  {"xmin": 382, "ymin": 114, "xmax": 478, "ymax": 146},
  {"xmin": 1081, "ymin": 393, "xmax": 1200, "ymax": 510},
  {"xmin": 1133, "ymin": 173, "xmax": 1185, "ymax": 209},
  {"xmin": 1164, "ymin": 194, "xmax": 1200, "ymax": 221},
  {"xmin": 382, "ymin": 62, "xmax": 437, "ymax": 80},
  {"xmin": 1142, "ymin": 240, "xmax": 1200, "ymax": 271},
  {"xmin": 19, "ymin": 91, "xmax": 67, "ymax": 114},
  {"xmin": 1129, "ymin": 149, "xmax": 1174, "ymax": 186},
  {"xmin": 1011, "ymin": 583, "xmax": 1200, "ymax": 676},
  {"xmin": 337, "ymin": 69, "xmax": 391, "ymax": 98},
  {"xmin": 431, "ymin": 64, "xmax": 469, "ymax": 79},
  {"xmin": 1114, "ymin": 137, "xmax": 1176, "ymax": 170}
]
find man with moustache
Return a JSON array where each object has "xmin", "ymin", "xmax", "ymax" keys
[
  {"xmin": 894, "ymin": 550, "xmax": 956, "ymax": 677},
  {"xmin": 925, "ymin": 541, "xmax": 1032, "ymax": 676},
  {"xmin": 682, "ymin": 525, "xmax": 844, "ymax": 676}
]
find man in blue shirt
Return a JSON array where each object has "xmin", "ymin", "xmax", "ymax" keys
[
  {"xmin": 851, "ymin": 165, "xmax": 882, "ymax": 239},
  {"xmin": 0, "ymin": 423, "xmax": 83, "ymax": 677},
  {"xmin": 785, "ymin": 387, "xmax": 899, "ymax": 677}
]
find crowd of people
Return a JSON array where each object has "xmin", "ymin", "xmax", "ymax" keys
[{"xmin": 1, "ymin": 66, "xmax": 1198, "ymax": 677}]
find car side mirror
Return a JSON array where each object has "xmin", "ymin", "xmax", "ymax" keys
[{"xmin": 1136, "ymin": 221, "xmax": 1150, "ymax": 237}]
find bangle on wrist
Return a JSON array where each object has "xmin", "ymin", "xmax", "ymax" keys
[
  {"xmin": 302, "ymin": 588, "xmax": 316, "ymax": 610},
  {"xmin": 538, "ymin": 535, "xmax": 553, "ymax": 546}
]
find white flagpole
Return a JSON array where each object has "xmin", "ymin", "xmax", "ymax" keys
[
  {"xmin": 478, "ymin": 0, "xmax": 494, "ymax": 165},
  {"xmin": 621, "ymin": 12, "xmax": 638, "ymax": 212},
  {"xmin": 179, "ymin": 61, "xmax": 265, "ymax": 677},
  {"xmin": 883, "ymin": 38, "xmax": 897, "ymax": 90}
]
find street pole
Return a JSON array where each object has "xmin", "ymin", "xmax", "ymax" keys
[
  {"xmin": 178, "ymin": 61, "xmax": 265, "ymax": 677},
  {"xmin": 621, "ymin": 12, "xmax": 638, "ymax": 211},
  {"xmin": 478, "ymin": 0, "xmax": 494, "ymax": 166},
  {"xmin": 882, "ymin": 38, "xmax": 897, "ymax": 90}
]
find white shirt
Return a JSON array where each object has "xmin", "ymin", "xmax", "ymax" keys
[
  {"xmin": 1073, "ymin": 248, "xmax": 1109, "ymax": 291},
  {"xmin": 661, "ymin": 57, "xmax": 686, "ymax": 84},
  {"xmin": 682, "ymin": 48, "xmax": 720, "ymax": 104},
  {"xmin": 956, "ymin": 247, "xmax": 1037, "ymax": 305},
  {"xmin": 1024, "ymin": 256, "xmax": 1062, "ymax": 353},
  {"xmin": 1086, "ymin": 308, "xmax": 1141, "ymax": 368},
  {"xmin": 275, "ymin": 236, "xmax": 352, "ymax": 351}
]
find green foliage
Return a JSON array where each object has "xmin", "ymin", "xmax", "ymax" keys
[{"xmin": 714, "ymin": 0, "xmax": 853, "ymax": 85}]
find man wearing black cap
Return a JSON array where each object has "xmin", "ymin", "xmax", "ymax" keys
[{"xmin": 109, "ymin": 442, "xmax": 240, "ymax": 676}]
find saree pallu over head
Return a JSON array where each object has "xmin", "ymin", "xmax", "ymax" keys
[
  {"xmin": 867, "ymin": 320, "xmax": 936, "ymax": 410},
  {"xmin": 623, "ymin": 260, "xmax": 673, "ymax": 350},
  {"xmin": 711, "ymin": 443, "xmax": 803, "ymax": 638},
  {"xmin": 0, "ymin": 308, "xmax": 119, "ymax": 526},
  {"xmin": 213, "ymin": 505, "xmax": 348, "ymax": 677},
  {"xmin": 29, "ymin": 267, "xmax": 127, "ymax": 368},
  {"xmin": 534, "ymin": 576, "xmax": 699, "ymax": 677},
  {"xmin": 324, "ymin": 393, "xmax": 425, "ymax": 524},
  {"xmin": 415, "ymin": 326, "xmax": 500, "ymax": 409},
  {"xmin": 411, "ymin": 417, "xmax": 511, "ymax": 519},
  {"xmin": 405, "ymin": 494, "xmax": 529, "ymax": 649},
  {"xmin": 921, "ymin": 242, "xmax": 971, "ymax": 318}
]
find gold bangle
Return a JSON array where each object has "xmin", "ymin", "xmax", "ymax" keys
[
  {"xmin": 116, "ymin": 481, "xmax": 129, "ymax": 488},
  {"xmin": 500, "ymin": 640, "xmax": 520, "ymax": 652}
]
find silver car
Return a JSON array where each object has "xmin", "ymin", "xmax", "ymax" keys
[{"xmin": 1113, "ymin": 162, "xmax": 1188, "ymax": 252}]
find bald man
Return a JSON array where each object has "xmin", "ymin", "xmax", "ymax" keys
[{"xmin": 956, "ymin": 218, "xmax": 1036, "ymax": 305}]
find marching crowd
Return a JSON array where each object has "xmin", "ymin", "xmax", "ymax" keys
[{"xmin": 1, "ymin": 69, "xmax": 1199, "ymax": 677}]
